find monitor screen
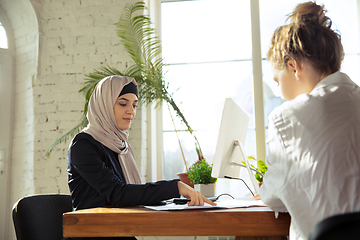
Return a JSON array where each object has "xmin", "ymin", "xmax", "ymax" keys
[{"xmin": 211, "ymin": 98, "xmax": 260, "ymax": 195}]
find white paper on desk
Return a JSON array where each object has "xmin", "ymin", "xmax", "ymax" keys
[
  {"xmin": 144, "ymin": 198, "xmax": 265, "ymax": 211},
  {"xmin": 217, "ymin": 199, "xmax": 265, "ymax": 208},
  {"xmin": 145, "ymin": 203, "xmax": 215, "ymax": 211}
]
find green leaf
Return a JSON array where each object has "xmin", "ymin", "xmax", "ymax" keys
[
  {"xmin": 256, "ymin": 160, "xmax": 268, "ymax": 174},
  {"xmin": 241, "ymin": 158, "xmax": 268, "ymax": 183}
]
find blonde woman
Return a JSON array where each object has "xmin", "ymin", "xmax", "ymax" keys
[{"xmin": 259, "ymin": 2, "xmax": 360, "ymax": 240}]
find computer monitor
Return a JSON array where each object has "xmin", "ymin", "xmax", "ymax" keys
[{"xmin": 211, "ymin": 98, "xmax": 260, "ymax": 195}]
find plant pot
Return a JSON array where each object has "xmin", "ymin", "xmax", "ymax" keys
[
  {"xmin": 177, "ymin": 173, "xmax": 194, "ymax": 188},
  {"xmin": 194, "ymin": 183, "xmax": 215, "ymax": 197}
]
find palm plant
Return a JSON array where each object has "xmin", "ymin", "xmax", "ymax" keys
[{"xmin": 46, "ymin": 2, "xmax": 204, "ymax": 161}]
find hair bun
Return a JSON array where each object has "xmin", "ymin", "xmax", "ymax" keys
[
  {"xmin": 287, "ymin": 1, "xmax": 330, "ymax": 28},
  {"xmin": 267, "ymin": 1, "xmax": 343, "ymax": 75}
]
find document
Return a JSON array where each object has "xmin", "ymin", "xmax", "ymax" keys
[{"xmin": 144, "ymin": 198, "xmax": 265, "ymax": 211}]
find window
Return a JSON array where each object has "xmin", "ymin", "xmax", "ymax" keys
[
  {"xmin": 156, "ymin": 0, "xmax": 360, "ymax": 194},
  {"xmin": 0, "ymin": 21, "xmax": 8, "ymax": 49},
  {"xmin": 160, "ymin": 0, "xmax": 257, "ymax": 180}
]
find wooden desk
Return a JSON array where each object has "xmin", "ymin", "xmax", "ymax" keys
[{"xmin": 63, "ymin": 206, "xmax": 290, "ymax": 239}]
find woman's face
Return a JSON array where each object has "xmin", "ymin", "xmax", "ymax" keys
[{"xmin": 113, "ymin": 93, "xmax": 138, "ymax": 130}]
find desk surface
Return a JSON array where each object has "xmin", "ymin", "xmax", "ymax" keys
[{"xmin": 63, "ymin": 206, "xmax": 291, "ymax": 238}]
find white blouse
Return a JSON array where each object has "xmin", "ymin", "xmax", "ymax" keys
[{"xmin": 259, "ymin": 71, "xmax": 360, "ymax": 240}]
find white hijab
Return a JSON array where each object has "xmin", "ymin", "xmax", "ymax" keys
[{"xmin": 83, "ymin": 75, "xmax": 142, "ymax": 184}]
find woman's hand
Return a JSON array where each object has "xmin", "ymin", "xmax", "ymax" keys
[
  {"xmin": 253, "ymin": 195, "xmax": 261, "ymax": 200},
  {"xmin": 253, "ymin": 182, "xmax": 263, "ymax": 200},
  {"xmin": 177, "ymin": 181, "xmax": 217, "ymax": 206}
]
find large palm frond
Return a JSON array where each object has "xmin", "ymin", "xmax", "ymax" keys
[
  {"xmin": 115, "ymin": 2, "xmax": 167, "ymax": 106},
  {"xmin": 116, "ymin": 2, "xmax": 162, "ymax": 70},
  {"xmin": 115, "ymin": 2, "xmax": 203, "ymax": 159},
  {"xmin": 46, "ymin": 2, "xmax": 204, "ymax": 160}
]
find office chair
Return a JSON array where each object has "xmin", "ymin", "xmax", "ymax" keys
[
  {"xmin": 308, "ymin": 211, "xmax": 360, "ymax": 240},
  {"xmin": 12, "ymin": 194, "xmax": 72, "ymax": 240}
]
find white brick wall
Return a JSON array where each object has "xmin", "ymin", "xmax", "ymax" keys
[
  {"xmin": 3, "ymin": 0, "xmax": 38, "ymax": 206},
  {"xmin": 31, "ymin": 0, "xmax": 140, "ymax": 195}
]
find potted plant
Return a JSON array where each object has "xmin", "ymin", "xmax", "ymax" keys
[
  {"xmin": 46, "ymin": 2, "xmax": 205, "ymax": 165},
  {"xmin": 187, "ymin": 159, "xmax": 217, "ymax": 197},
  {"xmin": 242, "ymin": 156, "xmax": 267, "ymax": 183}
]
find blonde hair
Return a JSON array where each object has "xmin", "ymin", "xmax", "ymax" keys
[{"xmin": 267, "ymin": 1, "xmax": 344, "ymax": 74}]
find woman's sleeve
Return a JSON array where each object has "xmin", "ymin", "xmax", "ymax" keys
[
  {"xmin": 69, "ymin": 137, "xmax": 180, "ymax": 207},
  {"xmin": 259, "ymin": 117, "xmax": 288, "ymax": 212}
]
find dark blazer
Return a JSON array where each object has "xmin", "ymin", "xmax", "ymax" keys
[
  {"xmin": 67, "ymin": 132, "xmax": 180, "ymax": 240},
  {"xmin": 67, "ymin": 132, "xmax": 180, "ymax": 211}
]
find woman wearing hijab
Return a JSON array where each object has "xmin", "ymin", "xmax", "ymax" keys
[{"xmin": 67, "ymin": 75, "xmax": 215, "ymax": 240}]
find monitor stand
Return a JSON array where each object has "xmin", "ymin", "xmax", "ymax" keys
[{"xmin": 231, "ymin": 140, "xmax": 260, "ymax": 195}]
